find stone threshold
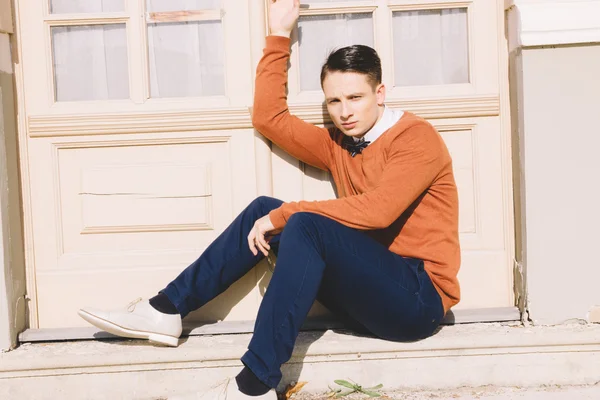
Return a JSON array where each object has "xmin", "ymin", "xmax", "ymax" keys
[
  {"xmin": 19, "ymin": 307, "xmax": 520, "ymax": 342},
  {"xmin": 2, "ymin": 322, "xmax": 600, "ymax": 399}
]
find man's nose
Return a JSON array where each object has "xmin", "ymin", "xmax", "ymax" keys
[{"xmin": 341, "ymin": 102, "xmax": 353, "ymax": 119}]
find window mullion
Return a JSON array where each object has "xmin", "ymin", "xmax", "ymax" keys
[
  {"xmin": 127, "ymin": 0, "xmax": 147, "ymax": 104},
  {"xmin": 373, "ymin": 0, "xmax": 394, "ymax": 94},
  {"xmin": 222, "ymin": 0, "xmax": 252, "ymax": 106}
]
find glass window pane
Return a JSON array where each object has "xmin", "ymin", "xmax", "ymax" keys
[
  {"xmin": 52, "ymin": 24, "xmax": 129, "ymax": 101},
  {"xmin": 392, "ymin": 8, "xmax": 469, "ymax": 87},
  {"xmin": 147, "ymin": 0, "xmax": 220, "ymax": 12},
  {"xmin": 50, "ymin": 0, "xmax": 124, "ymax": 14},
  {"xmin": 148, "ymin": 21, "xmax": 225, "ymax": 98},
  {"xmin": 298, "ymin": 13, "xmax": 374, "ymax": 91}
]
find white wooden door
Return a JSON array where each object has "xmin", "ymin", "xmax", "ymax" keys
[
  {"xmin": 15, "ymin": 0, "xmax": 514, "ymax": 330},
  {"xmin": 15, "ymin": 0, "xmax": 267, "ymax": 328}
]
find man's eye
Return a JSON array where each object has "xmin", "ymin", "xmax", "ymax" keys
[
  {"xmin": 328, "ymin": 100, "xmax": 339, "ymax": 104},
  {"xmin": 351, "ymin": 96, "xmax": 361, "ymax": 100}
]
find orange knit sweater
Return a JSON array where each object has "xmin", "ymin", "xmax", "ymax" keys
[{"xmin": 252, "ymin": 36, "xmax": 461, "ymax": 313}]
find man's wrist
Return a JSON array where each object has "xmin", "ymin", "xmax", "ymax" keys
[{"xmin": 270, "ymin": 30, "xmax": 292, "ymax": 38}]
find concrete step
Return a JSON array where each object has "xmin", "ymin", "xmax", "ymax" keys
[
  {"xmin": 1, "ymin": 323, "xmax": 600, "ymax": 400},
  {"xmin": 293, "ymin": 384, "xmax": 600, "ymax": 400},
  {"xmin": 18, "ymin": 307, "xmax": 521, "ymax": 342}
]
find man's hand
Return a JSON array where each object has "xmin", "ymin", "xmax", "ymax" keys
[
  {"xmin": 269, "ymin": 0, "xmax": 300, "ymax": 38},
  {"xmin": 248, "ymin": 214, "xmax": 279, "ymax": 257}
]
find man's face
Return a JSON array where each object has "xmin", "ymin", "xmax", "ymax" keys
[{"xmin": 322, "ymin": 71, "xmax": 385, "ymax": 138}]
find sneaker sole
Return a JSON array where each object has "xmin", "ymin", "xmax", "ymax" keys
[{"xmin": 77, "ymin": 309, "xmax": 180, "ymax": 347}]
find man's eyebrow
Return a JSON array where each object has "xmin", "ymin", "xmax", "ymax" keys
[{"xmin": 326, "ymin": 92, "xmax": 366, "ymax": 101}]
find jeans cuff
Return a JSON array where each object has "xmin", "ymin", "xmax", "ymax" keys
[{"xmin": 160, "ymin": 285, "xmax": 190, "ymax": 318}]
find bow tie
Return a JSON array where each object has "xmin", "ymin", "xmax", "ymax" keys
[{"xmin": 342, "ymin": 136, "xmax": 371, "ymax": 157}]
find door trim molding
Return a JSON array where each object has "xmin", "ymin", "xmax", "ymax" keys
[
  {"xmin": 28, "ymin": 108, "xmax": 253, "ymax": 137},
  {"xmin": 26, "ymin": 94, "xmax": 500, "ymax": 137},
  {"xmin": 290, "ymin": 95, "xmax": 500, "ymax": 125}
]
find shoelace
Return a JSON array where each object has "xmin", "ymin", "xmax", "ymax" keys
[{"xmin": 126, "ymin": 297, "xmax": 143, "ymax": 312}]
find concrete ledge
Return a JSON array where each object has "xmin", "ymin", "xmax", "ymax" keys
[
  {"xmin": 2, "ymin": 323, "xmax": 600, "ymax": 399},
  {"xmin": 18, "ymin": 307, "xmax": 521, "ymax": 342}
]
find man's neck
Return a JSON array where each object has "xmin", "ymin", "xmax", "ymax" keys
[{"xmin": 355, "ymin": 105, "xmax": 386, "ymax": 140}]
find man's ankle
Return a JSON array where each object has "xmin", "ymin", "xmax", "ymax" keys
[{"xmin": 149, "ymin": 292, "xmax": 179, "ymax": 315}]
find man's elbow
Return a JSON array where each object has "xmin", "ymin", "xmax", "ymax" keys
[
  {"xmin": 251, "ymin": 112, "xmax": 268, "ymax": 134},
  {"xmin": 370, "ymin": 213, "xmax": 396, "ymax": 230}
]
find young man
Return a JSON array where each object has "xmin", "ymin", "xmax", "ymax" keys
[{"xmin": 79, "ymin": 0, "xmax": 460, "ymax": 398}]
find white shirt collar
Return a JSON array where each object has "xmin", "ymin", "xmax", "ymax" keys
[{"xmin": 353, "ymin": 106, "xmax": 404, "ymax": 144}]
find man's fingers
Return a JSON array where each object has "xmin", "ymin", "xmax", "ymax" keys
[
  {"xmin": 247, "ymin": 230, "xmax": 258, "ymax": 256},
  {"xmin": 258, "ymin": 230, "xmax": 271, "ymax": 251},
  {"xmin": 248, "ymin": 226, "xmax": 269, "ymax": 257},
  {"xmin": 255, "ymin": 230, "xmax": 270, "ymax": 257},
  {"xmin": 255, "ymin": 237, "xmax": 267, "ymax": 257},
  {"xmin": 256, "ymin": 239, "xmax": 269, "ymax": 257},
  {"xmin": 249, "ymin": 216, "xmax": 276, "ymax": 257}
]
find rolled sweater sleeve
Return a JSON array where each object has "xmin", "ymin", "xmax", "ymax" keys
[
  {"xmin": 269, "ymin": 124, "xmax": 451, "ymax": 230},
  {"xmin": 252, "ymin": 36, "xmax": 334, "ymax": 171}
]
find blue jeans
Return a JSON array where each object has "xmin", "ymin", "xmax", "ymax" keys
[{"xmin": 162, "ymin": 196, "xmax": 444, "ymax": 388}]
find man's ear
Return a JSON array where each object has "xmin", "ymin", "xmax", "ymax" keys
[{"xmin": 376, "ymin": 83, "xmax": 386, "ymax": 106}]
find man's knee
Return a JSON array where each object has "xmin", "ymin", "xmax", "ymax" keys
[
  {"xmin": 287, "ymin": 211, "xmax": 313, "ymax": 222},
  {"xmin": 250, "ymin": 196, "xmax": 283, "ymax": 214},
  {"xmin": 253, "ymin": 195, "xmax": 274, "ymax": 204},
  {"xmin": 286, "ymin": 212, "xmax": 325, "ymax": 233}
]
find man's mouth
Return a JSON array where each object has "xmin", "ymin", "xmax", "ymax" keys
[{"xmin": 341, "ymin": 122, "xmax": 357, "ymax": 129}]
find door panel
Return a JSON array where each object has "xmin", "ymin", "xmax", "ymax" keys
[
  {"xmin": 28, "ymin": 129, "xmax": 258, "ymax": 328},
  {"xmin": 17, "ymin": 0, "xmax": 261, "ymax": 329},
  {"xmin": 437, "ymin": 117, "xmax": 511, "ymax": 308}
]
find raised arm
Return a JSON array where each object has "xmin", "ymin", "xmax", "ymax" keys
[{"xmin": 252, "ymin": 0, "xmax": 334, "ymax": 171}]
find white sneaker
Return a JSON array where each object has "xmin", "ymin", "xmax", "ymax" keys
[
  {"xmin": 169, "ymin": 378, "xmax": 277, "ymax": 400},
  {"xmin": 78, "ymin": 298, "xmax": 182, "ymax": 347}
]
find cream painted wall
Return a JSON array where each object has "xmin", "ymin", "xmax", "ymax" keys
[
  {"xmin": 0, "ymin": 0, "xmax": 26, "ymax": 350},
  {"xmin": 513, "ymin": 44, "xmax": 600, "ymax": 324}
]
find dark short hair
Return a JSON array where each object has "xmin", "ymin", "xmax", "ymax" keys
[{"xmin": 320, "ymin": 45, "xmax": 382, "ymax": 89}]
